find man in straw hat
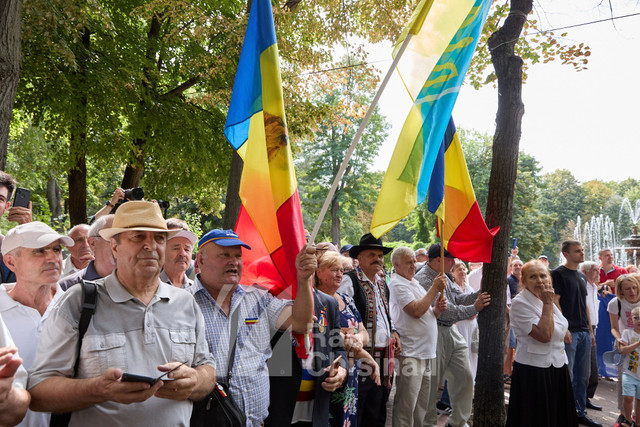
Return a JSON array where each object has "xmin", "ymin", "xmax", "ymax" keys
[
  {"xmin": 338, "ymin": 232, "xmax": 401, "ymax": 427},
  {"xmin": 28, "ymin": 201, "xmax": 216, "ymax": 426}
]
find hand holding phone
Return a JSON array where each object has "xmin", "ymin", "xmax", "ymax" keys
[
  {"xmin": 121, "ymin": 361, "xmax": 187, "ymax": 385},
  {"xmin": 12, "ymin": 188, "xmax": 31, "ymax": 209}
]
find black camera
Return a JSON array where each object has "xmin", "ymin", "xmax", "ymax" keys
[
  {"xmin": 123, "ymin": 187, "xmax": 144, "ymax": 201},
  {"xmin": 110, "ymin": 187, "xmax": 145, "ymax": 213}
]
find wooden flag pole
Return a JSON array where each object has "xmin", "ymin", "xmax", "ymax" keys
[
  {"xmin": 439, "ymin": 216, "xmax": 445, "ymax": 275},
  {"xmin": 308, "ymin": 33, "xmax": 414, "ymax": 245}
]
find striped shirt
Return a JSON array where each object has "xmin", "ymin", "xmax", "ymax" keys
[{"xmin": 190, "ymin": 278, "xmax": 292, "ymax": 427}]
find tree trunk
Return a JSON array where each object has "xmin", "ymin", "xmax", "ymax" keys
[
  {"xmin": 223, "ymin": 150, "xmax": 243, "ymax": 229},
  {"xmin": 0, "ymin": 0, "xmax": 22, "ymax": 170},
  {"xmin": 68, "ymin": 154, "xmax": 86, "ymax": 225},
  {"xmin": 120, "ymin": 137, "xmax": 145, "ymax": 189},
  {"xmin": 67, "ymin": 28, "xmax": 90, "ymax": 225},
  {"xmin": 121, "ymin": 14, "xmax": 162, "ymax": 190},
  {"xmin": 330, "ymin": 195, "xmax": 340, "ymax": 245},
  {"xmin": 473, "ymin": 1, "xmax": 531, "ymax": 426},
  {"xmin": 46, "ymin": 176, "xmax": 62, "ymax": 218}
]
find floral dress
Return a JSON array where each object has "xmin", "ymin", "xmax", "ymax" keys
[{"xmin": 329, "ymin": 292, "xmax": 362, "ymax": 427}]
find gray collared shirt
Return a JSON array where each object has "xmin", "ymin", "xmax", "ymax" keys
[
  {"xmin": 28, "ymin": 271, "xmax": 215, "ymax": 427},
  {"xmin": 160, "ymin": 269, "xmax": 194, "ymax": 291},
  {"xmin": 414, "ymin": 265, "xmax": 479, "ymax": 326}
]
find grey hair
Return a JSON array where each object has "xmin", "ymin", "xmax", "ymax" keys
[
  {"xmin": 580, "ymin": 261, "xmax": 599, "ymax": 274},
  {"xmin": 391, "ymin": 246, "xmax": 414, "ymax": 265},
  {"xmin": 69, "ymin": 223, "xmax": 90, "ymax": 236},
  {"xmin": 598, "ymin": 248, "xmax": 613, "ymax": 256},
  {"xmin": 89, "ymin": 214, "xmax": 115, "ymax": 238}
]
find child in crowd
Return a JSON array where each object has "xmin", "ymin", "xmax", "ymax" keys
[{"xmin": 618, "ymin": 306, "xmax": 640, "ymax": 427}]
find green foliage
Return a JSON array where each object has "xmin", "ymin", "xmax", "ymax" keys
[
  {"xmin": 296, "ymin": 57, "xmax": 388, "ymax": 246},
  {"xmin": 467, "ymin": 2, "xmax": 591, "ymax": 89}
]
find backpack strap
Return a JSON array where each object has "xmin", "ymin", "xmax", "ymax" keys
[
  {"xmin": 618, "ymin": 298, "xmax": 622, "ymax": 319},
  {"xmin": 73, "ymin": 280, "xmax": 98, "ymax": 374}
]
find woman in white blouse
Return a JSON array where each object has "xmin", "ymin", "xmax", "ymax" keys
[{"xmin": 506, "ymin": 261, "xmax": 577, "ymax": 427}]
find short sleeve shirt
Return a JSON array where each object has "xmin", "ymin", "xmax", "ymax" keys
[
  {"xmin": 607, "ymin": 297, "xmax": 640, "ymax": 333},
  {"xmin": 551, "ymin": 266, "xmax": 589, "ymax": 332},
  {"xmin": 622, "ymin": 329, "xmax": 640, "ymax": 380},
  {"xmin": 190, "ymin": 278, "xmax": 292, "ymax": 427},
  {"xmin": 28, "ymin": 272, "xmax": 215, "ymax": 427},
  {"xmin": 388, "ymin": 274, "xmax": 437, "ymax": 359}
]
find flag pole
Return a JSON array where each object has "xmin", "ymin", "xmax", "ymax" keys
[
  {"xmin": 439, "ymin": 216, "xmax": 445, "ymax": 275},
  {"xmin": 308, "ymin": 33, "xmax": 414, "ymax": 245}
]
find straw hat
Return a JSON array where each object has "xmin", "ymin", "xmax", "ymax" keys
[{"xmin": 98, "ymin": 201, "xmax": 178, "ymax": 240}]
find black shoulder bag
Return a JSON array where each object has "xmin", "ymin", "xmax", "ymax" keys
[
  {"xmin": 190, "ymin": 306, "xmax": 246, "ymax": 427},
  {"xmin": 50, "ymin": 280, "xmax": 98, "ymax": 427}
]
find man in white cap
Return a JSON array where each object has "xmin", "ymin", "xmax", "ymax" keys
[
  {"xmin": 28, "ymin": 201, "xmax": 216, "ymax": 426},
  {"xmin": 160, "ymin": 229, "xmax": 197, "ymax": 289},
  {"xmin": 0, "ymin": 221, "xmax": 74, "ymax": 426}
]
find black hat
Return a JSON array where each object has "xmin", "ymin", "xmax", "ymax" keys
[
  {"xmin": 427, "ymin": 243, "xmax": 454, "ymax": 260},
  {"xmin": 349, "ymin": 233, "xmax": 392, "ymax": 258}
]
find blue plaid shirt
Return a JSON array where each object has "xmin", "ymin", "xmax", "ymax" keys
[{"xmin": 190, "ymin": 278, "xmax": 292, "ymax": 427}]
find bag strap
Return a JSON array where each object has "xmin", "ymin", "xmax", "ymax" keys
[
  {"xmin": 225, "ymin": 303, "xmax": 240, "ymax": 382},
  {"xmin": 619, "ymin": 298, "xmax": 622, "ymax": 318},
  {"xmin": 73, "ymin": 280, "xmax": 98, "ymax": 375}
]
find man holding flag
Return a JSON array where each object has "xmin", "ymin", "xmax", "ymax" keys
[{"xmin": 190, "ymin": 229, "xmax": 318, "ymax": 427}]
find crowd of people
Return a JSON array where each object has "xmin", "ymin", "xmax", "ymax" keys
[{"xmin": 0, "ymin": 169, "xmax": 636, "ymax": 427}]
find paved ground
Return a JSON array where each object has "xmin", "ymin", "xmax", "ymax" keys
[{"xmin": 385, "ymin": 375, "xmax": 620, "ymax": 426}]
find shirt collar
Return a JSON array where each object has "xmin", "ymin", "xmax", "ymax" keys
[{"xmin": 105, "ymin": 271, "xmax": 170, "ymax": 303}]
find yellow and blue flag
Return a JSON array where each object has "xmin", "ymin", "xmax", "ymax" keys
[{"xmin": 371, "ymin": 0, "xmax": 498, "ymax": 262}]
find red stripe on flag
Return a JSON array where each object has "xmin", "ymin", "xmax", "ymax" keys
[
  {"xmin": 446, "ymin": 201, "xmax": 499, "ymax": 263},
  {"xmin": 235, "ymin": 190, "xmax": 306, "ymax": 299}
]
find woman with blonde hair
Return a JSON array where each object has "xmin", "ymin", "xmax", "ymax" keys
[{"xmin": 314, "ymin": 251, "xmax": 379, "ymax": 427}]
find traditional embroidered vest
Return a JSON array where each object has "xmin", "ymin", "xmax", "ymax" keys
[{"xmin": 346, "ymin": 268, "xmax": 392, "ymax": 351}]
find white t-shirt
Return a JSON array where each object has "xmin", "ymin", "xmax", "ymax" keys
[
  {"xmin": 0, "ymin": 312, "xmax": 27, "ymax": 389},
  {"xmin": 388, "ymin": 274, "xmax": 437, "ymax": 359},
  {"xmin": 607, "ymin": 297, "xmax": 640, "ymax": 333},
  {"xmin": 622, "ymin": 329, "xmax": 640, "ymax": 381},
  {"xmin": 468, "ymin": 268, "xmax": 482, "ymax": 291},
  {"xmin": 0, "ymin": 284, "xmax": 62, "ymax": 427},
  {"xmin": 510, "ymin": 289, "xmax": 569, "ymax": 368}
]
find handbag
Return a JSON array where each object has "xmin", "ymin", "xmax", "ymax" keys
[{"xmin": 190, "ymin": 306, "xmax": 246, "ymax": 427}]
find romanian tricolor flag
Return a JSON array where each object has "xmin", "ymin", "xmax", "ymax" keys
[
  {"xmin": 429, "ymin": 118, "xmax": 499, "ymax": 262},
  {"xmin": 224, "ymin": 0, "xmax": 306, "ymax": 299},
  {"xmin": 371, "ymin": 0, "xmax": 498, "ymax": 262}
]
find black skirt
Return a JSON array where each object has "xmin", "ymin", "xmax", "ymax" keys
[{"xmin": 506, "ymin": 361, "xmax": 578, "ymax": 427}]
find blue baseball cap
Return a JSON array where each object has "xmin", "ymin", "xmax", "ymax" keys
[
  {"xmin": 197, "ymin": 229, "xmax": 251, "ymax": 251},
  {"xmin": 340, "ymin": 244, "xmax": 353, "ymax": 254}
]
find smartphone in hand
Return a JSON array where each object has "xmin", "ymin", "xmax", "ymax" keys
[
  {"xmin": 12, "ymin": 188, "xmax": 31, "ymax": 208},
  {"xmin": 121, "ymin": 361, "xmax": 186, "ymax": 385}
]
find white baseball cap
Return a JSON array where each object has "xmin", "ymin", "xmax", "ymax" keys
[
  {"xmin": 168, "ymin": 230, "xmax": 198, "ymax": 245},
  {"xmin": 2, "ymin": 221, "xmax": 74, "ymax": 254}
]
